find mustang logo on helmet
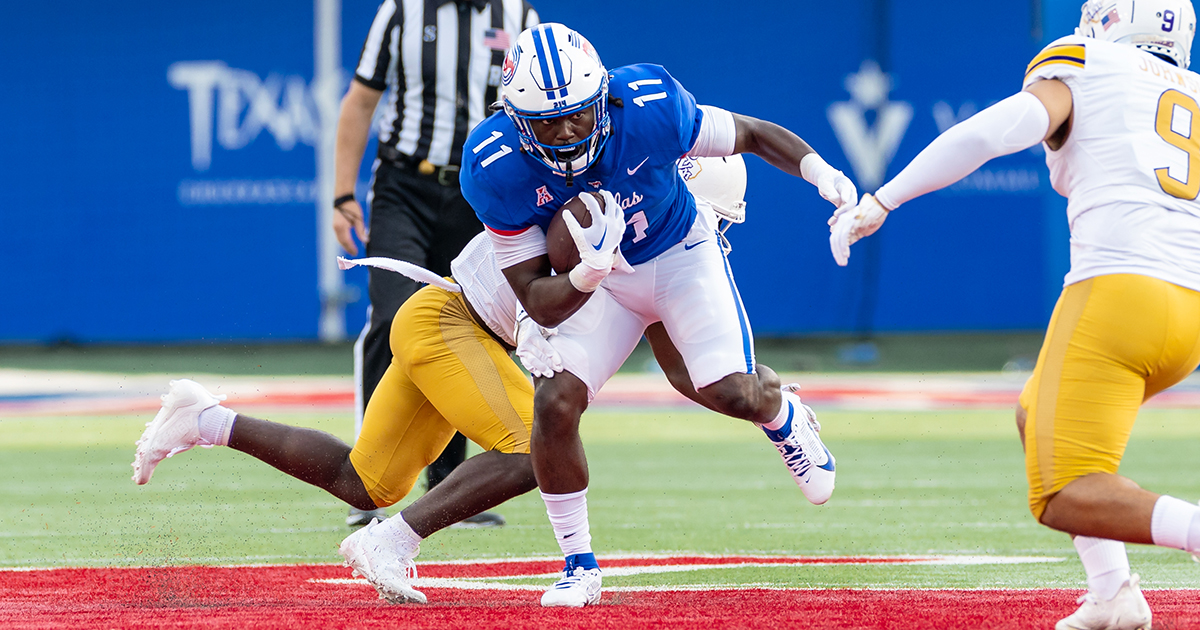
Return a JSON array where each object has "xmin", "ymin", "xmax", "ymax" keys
[{"xmin": 501, "ymin": 47, "xmax": 518, "ymax": 86}]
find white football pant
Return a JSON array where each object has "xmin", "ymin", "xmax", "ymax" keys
[{"xmin": 549, "ymin": 200, "xmax": 756, "ymax": 400}]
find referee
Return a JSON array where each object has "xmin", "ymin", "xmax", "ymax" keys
[{"xmin": 332, "ymin": 0, "xmax": 538, "ymax": 528}]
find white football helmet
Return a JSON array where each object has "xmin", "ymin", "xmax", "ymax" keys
[
  {"xmin": 677, "ymin": 155, "xmax": 748, "ymax": 254},
  {"xmin": 501, "ymin": 23, "xmax": 610, "ymax": 179},
  {"xmin": 1077, "ymin": 0, "xmax": 1196, "ymax": 68},
  {"xmin": 677, "ymin": 155, "xmax": 747, "ymax": 224}
]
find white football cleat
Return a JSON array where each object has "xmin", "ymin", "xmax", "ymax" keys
[
  {"xmin": 339, "ymin": 518, "xmax": 426, "ymax": 604},
  {"xmin": 540, "ymin": 565, "xmax": 602, "ymax": 607},
  {"xmin": 780, "ymin": 382, "xmax": 819, "ymax": 432},
  {"xmin": 761, "ymin": 393, "xmax": 835, "ymax": 505},
  {"xmin": 1055, "ymin": 574, "xmax": 1151, "ymax": 630},
  {"xmin": 131, "ymin": 379, "xmax": 225, "ymax": 485}
]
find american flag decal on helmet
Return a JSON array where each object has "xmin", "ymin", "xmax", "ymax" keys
[{"xmin": 1101, "ymin": 8, "xmax": 1121, "ymax": 30}]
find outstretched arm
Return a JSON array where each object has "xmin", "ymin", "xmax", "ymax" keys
[
  {"xmin": 830, "ymin": 79, "xmax": 1073, "ymax": 265},
  {"xmin": 729, "ymin": 111, "xmax": 858, "ymax": 212},
  {"xmin": 730, "ymin": 114, "xmax": 814, "ymax": 177},
  {"xmin": 874, "ymin": 80, "xmax": 1070, "ymax": 211}
]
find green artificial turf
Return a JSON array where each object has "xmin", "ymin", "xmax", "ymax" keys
[
  {"xmin": 0, "ymin": 331, "xmax": 1047, "ymax": 375},
  {"xmin": 2, "ymin": 407, "xmax": 1198, "ymax": 590}
]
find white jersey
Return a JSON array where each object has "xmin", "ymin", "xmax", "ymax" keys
[
  {"xmin": 450, "ymin": 232, "xmax": 520, "ymax": 347},
  {"xmin": 1024, "ymin": 35, "xmax": 1200, "ymax": 291}
]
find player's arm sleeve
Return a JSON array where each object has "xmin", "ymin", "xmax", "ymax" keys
[
  {"xmin": 686, "ymin": 105, "xmax": 737, "ymax": 157},
  {"xmin": 486, "ymin": 227, "xmax": 548, "ymax": 269},
  {"xmin": 354, "ymin": 0, "xmax": 399, "ymax": 90},
  {"xmin": 873, "ymin": 91, "xmax": 1050, "ymax": 210}
]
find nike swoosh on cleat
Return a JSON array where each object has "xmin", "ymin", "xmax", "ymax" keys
[
  {"xmin": 626, "ymin": 157, "xmax": 649, "ymax": 176},
  {"xmin": 684, "ymin": 240, "xmax": 706, "ymax": 250},
  {"xmin": 817, "ymin": 446, "xmax": 835, "ymax": 472}
]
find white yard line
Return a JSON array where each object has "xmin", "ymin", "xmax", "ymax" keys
[{"xmin": 309, "ymin": 554, "xmax": 1065, "ymax": 592}]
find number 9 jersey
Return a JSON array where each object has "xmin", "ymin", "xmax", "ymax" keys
[{"xmin": 1024, "ymin": 34, "xmax": 1200, "ymax": 292}]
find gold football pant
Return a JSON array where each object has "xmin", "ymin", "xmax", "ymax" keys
[
  {"xmin": 349, "ymin": 285, "xmax": 533, "ymax": 508},
  {"xmin": 1021, "ymin": 274, "xmax": 1200, "ymax": 520}
]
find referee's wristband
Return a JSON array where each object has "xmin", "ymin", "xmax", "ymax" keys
[{"xmin": 333, "ymin": 193, "xmax": 356, "ymax": 209}]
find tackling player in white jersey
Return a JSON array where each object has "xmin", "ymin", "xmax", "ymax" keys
[{"xmin": 832, "ymin": 2, "xmax": 1200, "ymax": 629}]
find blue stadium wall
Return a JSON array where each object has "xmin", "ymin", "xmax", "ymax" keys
[{"xmin": 0, "ymin": 0, "xmax": 1133, "ymax": 342}]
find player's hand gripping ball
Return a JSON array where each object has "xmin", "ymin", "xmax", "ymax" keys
[{"xmin": 545, "ymin": 191, "xmax": 603, "ymax": 274}]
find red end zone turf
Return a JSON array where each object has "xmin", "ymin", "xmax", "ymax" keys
[{"xmin": 3, "ymin": 562, "xmax": 1199, "ymax": 630}]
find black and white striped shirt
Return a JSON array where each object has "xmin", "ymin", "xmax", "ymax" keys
[{"xmin": 355, "ymin": 0, "xmax": 538, "ymax": 167}]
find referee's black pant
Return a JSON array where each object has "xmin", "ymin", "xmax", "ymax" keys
[{"xmin": 359, "ymin": 158, "xmax": 483, "ymax": 489}]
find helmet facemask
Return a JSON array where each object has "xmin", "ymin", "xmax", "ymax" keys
[{"xmin": 504, "ymin": 83, "xmax": 611, "ymax": 182}]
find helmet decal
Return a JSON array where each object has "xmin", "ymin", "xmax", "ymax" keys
[
  {"xmin": 501, "ymin": 46, "xmax": 518, "ymax": 86},
  {"xmin": 531, "ymin": 26, "xmax": 570, "ymax": 99},
  {"xmin": 677, "ymin": 156, "xmax": 703, "ymax": 182},
  {"xmin": 1100, "ymin": 7, "xmax": 1121, "ymax": 30}
]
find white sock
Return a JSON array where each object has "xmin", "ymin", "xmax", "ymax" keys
[
  {"xmin": 369, "ymin": 514, "xmax": 422, "ymax": 559},
  {"xmin": 759, "ymin": 392, "xmax": 796, "ymax": 431},
  {"xmin": 1150, "ymin": 495, "xmax": 1200, "ymax": 552},
  {"xmin": 1074, "ymin": 536, "xmax": 1130, "ymax": 600},
  {"xmin": 541, "ymin": 488, "xmax": 592, "ymax": 557},
  {"xmin": 380, "ymin": 514, "xmax": 424, "ymax": 544},
  {"xmin": 197, "ymin": 405, "xmax": 237, "ymax": 446}
]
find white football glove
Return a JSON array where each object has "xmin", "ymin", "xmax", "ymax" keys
[
  {"xmin": 564, "ymin": 190, "xmax": 630, "ymax": 293},
  {"xmin": 800, "ymin": 153, "xmax": 858, "ymax": 215},
  {"xmin": 829, "ymin": 193, "xmax": 891, "ymax": 266},
  {"xmin": 514, "ymin": 310, "xmax": 562, "ymax": 379}
]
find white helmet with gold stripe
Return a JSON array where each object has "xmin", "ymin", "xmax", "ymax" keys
[{"xmin": 1077, "ymin": 0, "xmax": 1196, "ymax": 68}]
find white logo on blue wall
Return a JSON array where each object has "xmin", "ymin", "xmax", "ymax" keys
[
  {"xmin": 168, "ymin": 61, "xmax": 324, "ymax": 205},
  {"xmin": 827, "ymin": 60, "xmax": 912, "ymax": 192},
  {"xmin": 168, "ymin": 61, "xmax": 320, "ymax": 172},
  {"xmin": 931, "ymin": 100, "xmax": 977, "ymax": 134},
  {"xmin": 827, "ymin": 62, "xmax": 1041, "ymax": 196}
]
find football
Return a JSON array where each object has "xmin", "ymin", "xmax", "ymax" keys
[{"xmin": 545, "ymin": 192, "xmax": 603, "ymax": 274}]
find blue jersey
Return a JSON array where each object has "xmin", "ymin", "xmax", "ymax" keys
[{"xmin": 460, "ymin": 64, "xmax": 704, "ymax": 266}]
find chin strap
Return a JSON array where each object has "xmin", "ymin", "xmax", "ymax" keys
[{"xmin": 564, "ymin": 162, "xmax": 574, "ymax": 188}]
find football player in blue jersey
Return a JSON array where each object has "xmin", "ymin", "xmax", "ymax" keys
[{"xmin": 460, "ymin": 23, "xmax": 855, "ymax": 607}]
